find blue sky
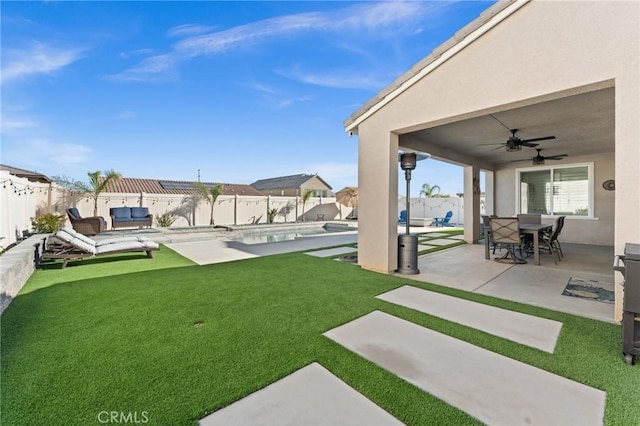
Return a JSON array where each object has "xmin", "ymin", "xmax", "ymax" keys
[{"xmin": 2, "ymin": 1, "xmax": 494, "ymax": 196}]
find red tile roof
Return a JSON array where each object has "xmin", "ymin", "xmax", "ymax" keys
[{"xmin": 104, "ymin": 177, "xmax": 263, "ymax": 196}]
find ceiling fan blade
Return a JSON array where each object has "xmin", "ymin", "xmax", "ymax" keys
[
  {"xmin": 509, "ymin": 158, "xmax": 530, "ymax": 162},
  {"xmin": 521, "ymin": 136, "xmax": 556, "ymax": 143},
  {"xmin": 521, "ymin": 142, "xmax": 540, "ymax": 148},
  {"xmin": 478, "ymin": 143, "xmax": 505, "ymax": 146},
  {"xmin": 545, "ymin": 154, "xmax": 568, "ymax": 160}
]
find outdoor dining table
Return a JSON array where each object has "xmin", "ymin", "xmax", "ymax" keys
[{"xmin": 484, "ymin": 222, "xmax": 553, "ymax": 265}]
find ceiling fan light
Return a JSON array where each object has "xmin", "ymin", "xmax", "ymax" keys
[
  {"xmin": 506, "ymin": 145, "xmax": 521, "ymax": 152},
  {"xmin": 533, "ymin": 157, "xmax": 545, "ymax": 165}
]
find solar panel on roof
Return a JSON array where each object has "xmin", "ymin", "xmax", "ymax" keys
[
  {"xmin": 158, "ymin": 180, "xmax": 220, "ymax": 191},
  {"xmin": 158, "ymin": 181, "xmax": 195, "ymax": 190}
]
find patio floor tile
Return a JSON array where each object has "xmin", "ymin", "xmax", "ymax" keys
[
  {"xmin": 324, "ymin": 311, "xmax": 606, "ymax": 426},
  {"xmin": 199, "ymin": 362, "xmax": 403, "ymax": 426},
  {"xmin": 376, "ymin": 285, "xmax": 562, "ymax": 353}
]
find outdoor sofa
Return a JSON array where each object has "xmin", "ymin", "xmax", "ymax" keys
[
  {"xmin": 40, "ymin": 227, "xmax": 159, "ymax": 268},
  {"xmin": 110, "ymin": 206, "xmax": 153, "ymax": 229},
  {"xmin": 66, "ymin": 207, "xmax": 107, "ymax": 236}
]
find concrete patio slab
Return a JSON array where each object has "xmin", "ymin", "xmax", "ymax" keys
[
  {"xmin": 478, "ymin": 265, "xmax": 614, "ymax": 322},
  {"xmin": 304, "ymin": 246, "xmax": 357, "ymax": 258},
  {"xmin": 376, "ymin": 286, "xmax": 562, "ymax": 353},
  {"xmin": 324, "ymin": 311, "xmax": 606, "ymax": 426},
  {"xmin": 165, "ymin": 239, "xmax": 257, "ymax": 265},
  {"xmin": 408, "ymin": 244, "xmax": 513, "ymax": 291},
  {"xmin": 199, "ymin": 362, "xmax": 403, "ymax": 426}
]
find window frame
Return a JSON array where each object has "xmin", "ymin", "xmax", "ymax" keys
[{"xmin": 515, "ymin": 162, "xmax": 594, "ymax": 219}]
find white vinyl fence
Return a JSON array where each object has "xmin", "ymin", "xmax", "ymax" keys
[
  {"xmin": 0, "ymin": 177, "xmax": 354, "ymax": 247},
  {"xmin": 398, "ymin": 196, "xmax": 486, "ymax": 226}
]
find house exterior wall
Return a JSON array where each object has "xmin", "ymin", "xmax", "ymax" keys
[
  {"xmin": 256, "ymin": 176, "xmax": 332, "ymax": 197},
  {"xmin": 353, "ymin": 0, "xmax": 639, "ymax": 319},
  {"xmin": 494, "ymin": 152, "xmax": 615, "ymax": 245}
]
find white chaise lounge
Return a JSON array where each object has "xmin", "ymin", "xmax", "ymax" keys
[{"xmin": 40, "ymin": 228, "xmax": 160, "ymax": 268}]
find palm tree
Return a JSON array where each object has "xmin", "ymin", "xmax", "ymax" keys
[
  {"xmin": 301, "ymin": 189, "xmax": 313, "ymax": 222},
  {"xmin": 76, "ymin": 170, "xmax": 122, "ymax": 216},
  {"xmin": 193, "ymin": 182, "xmax": 225, "ymax": 225},
  {"xmin": 419, "ymin": 183, "xmax": 441, "ymax": 198}
]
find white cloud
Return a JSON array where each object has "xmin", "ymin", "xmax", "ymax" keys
[
  {"xmin": 167, "ymin": 23, "xmax": 215, "ymax": 38},
  {"xmin": 0, "ymin": 114, "xmax": 37, "ymax": 133},
  {"xmin": 113, "ymin": 110, "xmax": 137, "ymax": 120},
  {"xmin": 109, "ymin": 1, "xmax": 443, "ymax": 81},
  {"xmin": 30, "ymin": 139, "xmax": 92, "ymax": 165},
  {"xmin": 276, "ymin": 66, "xmax": 392, "ymax": 90},
  {"xmin": 0, "ymin": 42, "xmax": 85, "ymax": 84}
]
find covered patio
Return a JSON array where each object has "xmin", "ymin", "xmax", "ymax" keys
[
  {"xmin": 344, "ymin": 0, "xmax": 639, "ymax": 322},
  {"xmin": 412, "ymin": 241, "xmax": 615, "ymax": 323}
]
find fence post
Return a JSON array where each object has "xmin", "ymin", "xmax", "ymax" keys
[{"xmin": 234, "ymin": 194, "xmax": 238, "ymax": 226}]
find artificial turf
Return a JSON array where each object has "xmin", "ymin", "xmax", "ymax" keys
[{"xmin": 1, "ymin": 245, "xmax": 639, "ymax": 425}]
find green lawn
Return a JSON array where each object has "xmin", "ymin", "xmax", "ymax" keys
[{"xmin": 1, "ymin": 244, "xmax": 638, "ymax": 425}]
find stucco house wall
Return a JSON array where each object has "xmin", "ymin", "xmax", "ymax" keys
[{"xmin": 494, "ymin": 152, "xmax": 615, "ymax": 246}]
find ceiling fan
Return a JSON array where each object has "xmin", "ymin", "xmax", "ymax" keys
[
  {"xmin": 481, "ymin": 128, "xmax": 557, "ymax": 152},
  {"xmin": 512, "ymin": 148, "xmax": 568, "ymax": 165}
]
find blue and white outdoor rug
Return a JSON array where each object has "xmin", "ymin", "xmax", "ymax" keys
[{"xmin": 562, "ymin": 277, "xmax": 615, "ymax": 304}]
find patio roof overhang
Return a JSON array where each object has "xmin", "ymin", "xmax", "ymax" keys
[{"xmin": 396, "ymin": 83, "xmax": 615, "ymax": 169}]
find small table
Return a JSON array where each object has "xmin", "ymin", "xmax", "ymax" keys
[
  {"xmin": 484, "ymin": 223, "xmax": 553, "ymax": 265},
  {"xmin": 316, "ymin": 214, "xmax": 325, "ymax": 221}
]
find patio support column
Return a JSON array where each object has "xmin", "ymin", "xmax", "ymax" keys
[
  {"xmin": 484, "ymin": 171, "xmax": 495, "ymax": 216},
  {"xmin": 463, "ymin": 166, "xmax": 481, "ymax": 243},
  {"xmin": 357, "ymin": 126, "xmax": 398, "ymax": 273},
  {"xmin": 234, "ymin": 194, "xmax": 238, "ymax": 226}
]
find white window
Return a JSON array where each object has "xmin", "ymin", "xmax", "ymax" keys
[{"xmin": 516, "ymin": 163, "xmax": 594, "ymax": 217}]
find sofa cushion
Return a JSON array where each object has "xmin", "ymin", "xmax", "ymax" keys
[
  {"xmin": 68, "ymin": 207, "xmax": 81, "ymax": 219},
  {"xmin": 111, "ymin": 207, "xmax": 132, "ymax": 220},
  {"xmin": 130, "ymin": 207, "xmax": 149, "ymax": 219}
]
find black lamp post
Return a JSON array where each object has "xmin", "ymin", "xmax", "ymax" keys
[{"xmin": 397, "ymin": 151, "xmax": 428, "ymax": 274}]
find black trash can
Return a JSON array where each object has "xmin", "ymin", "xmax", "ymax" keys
[{"xmin": 614, "ymin": 243, "xmax": 640, "ymax": 365}]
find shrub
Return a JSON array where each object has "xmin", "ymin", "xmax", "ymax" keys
[
  {"xmin": 267, "ymin": 208, "xmax": 278, "ymax": 224},
  {"xmin": 155, "ymin": 212, "xmax": 176, "ymax": 227},
  {"xmin": 30, "ymin": 213, "xmax": 66, "ymax": 234}
]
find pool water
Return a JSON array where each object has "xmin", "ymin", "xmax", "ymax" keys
[{"xmin": 227, "ymin": 226, "xmax": 350, "ymax": 244}]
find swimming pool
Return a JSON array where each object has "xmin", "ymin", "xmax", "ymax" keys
[{"xmin": 226, "ymin": 225, "xmax": 353, "ymax": 245}]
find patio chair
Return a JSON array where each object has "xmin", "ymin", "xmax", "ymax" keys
[
  {"xmin": 66, "ymin": 207, "xmax": 107, "ymax": 236},
  {"xmin": 399, "ymin": 210, "xmax": 407, "ymax": 224},
  {"xmin": 537, "ymin": 216, "xmax": 565, "ymax": 263},
  {"xmin": 433, "ymin": 211, "xmax": 453, "ymax": 227},
  {"xmin": 489, "ymin": 217, "xmax": 526, "ymax": 264},
  {"xmin": 40, "ymin": 227, "xmax": 159, "ymax": 269}
]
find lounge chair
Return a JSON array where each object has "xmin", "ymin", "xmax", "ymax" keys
[
  {"xmin": 399, "ymin": 210, "xmax": 407, "ymax": 224},
  {"xmin": 433, "ymin": 211, "xmax": 453, "ymax": 227},
  {"xmin": 66, "ymin": 207, "xmax": 107, "ymax": 236},
  {"xmin": 40, "ymin": 228, "xmax": 159, "ymax": 268}
]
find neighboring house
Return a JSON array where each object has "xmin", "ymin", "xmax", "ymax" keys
[
  {"xmin": 344, "ymin": 0, "xmax": 638, "ymax": 321},
  {"xmin": 0, "ymin": 164, "xmax": 53, "ymax": 184},
  {"xmin": 104, "ymin": 177, "xmax": 263, "ymax": 196},
  {"xmin": 250, "ymin": 174, "xmax": 333, "ymax": 197}
]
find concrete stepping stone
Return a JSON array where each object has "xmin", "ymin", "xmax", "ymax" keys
[
  {"xmin": 305, "ymin": 246, "xmax": 357, "ymax": 258},
  {"xmin": 324, "ymin": 311, "xmax": 605, "ymax": 426},
  {"xmin": 446, "ymin": 234, "xmax": 465, "ymax": 240},
  {"xmin": 199, "ymin": 362, "xmax": 403, "ymax": 426},
  {"xmin": 377, "ymin": 286, "xmax": 562, "ymax": 353},
  {"xmin": 421, "ymin": 238, "xmax": 459, "ymax": 246},
  {"xmin": 418, "ymin": 232, "xmax": 449, "ymax": 238}
]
